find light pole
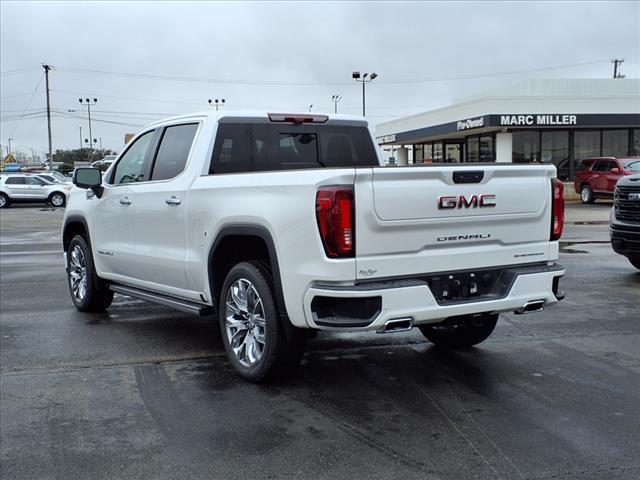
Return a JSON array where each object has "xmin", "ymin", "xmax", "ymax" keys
[
  {"xmin": 308, "ymin": 104, "xmax": 313, "ymax": 112},
  {"xmin": 79, "ymin": 126, "xmax": 83, "ymax": 150},
  {"xmin": 352, "ymin": 71, "xmax": 377, "ymax": 117},
  {"xmin": 79, "ymin": 97, "xmax": 98, "ymax": 155},
  {"xmin": 8, "ymin": 138, "xmax": 13, "ymax": 156},
  {"xmin": 208, "ymin": 98, "xmax": 225, "ymax": 111},
  {"xmin": 331, "ymin": 95, "xmax": 342, "ymax": 114}
]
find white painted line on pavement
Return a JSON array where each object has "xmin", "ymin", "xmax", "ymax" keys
[{"xmin": 0, "ymin": 250, "xmax": 62, "ymax": 256}]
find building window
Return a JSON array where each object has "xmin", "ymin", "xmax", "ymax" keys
[
  {"xmin": 574, "ymin": 131, "xmax": 601, "ymax": 163},
  {"xmin": 602, "ymin": 130, "xmax": 629, "ymax": 157},
  {"xmin": 466, "ymin": 137, "xmax": 480, "ymax": 162},
  {"xmin": 632, "ymin": 129, "xmax": 640, "ymax": 156},
  {"xmin": 444, "ymin": 143, "xmax": 461, "ymax": 163},
  {"xmin": 512, "ymin": 131, "xmax": 540, "ymax": 163},
  {"xmin": 424, "ymin": 143, "xmax": 433, "ymax": 162},
  {"xmin": 413, "ymin": 144, "xmax": 423, "ymax": 164},
  {"xmin": 433, "ymin": 143, "xmax": 443, "ymax": 162},
  {"xmin": 541, "ymin": 130, "xmax": 570, "ymax": 181},
  {"xmin": 480, "ymin": 134, "xmax": 494, "ymax": 162}
]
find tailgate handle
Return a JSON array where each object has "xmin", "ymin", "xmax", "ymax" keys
[{"xmin": 453, "ymin": 170, "xmax": 484, "ymax": 184}]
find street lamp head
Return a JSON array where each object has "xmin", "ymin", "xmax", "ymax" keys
[
  {"xmin": 78, "ymin": 98, "xmax": 83, "ymax": 103},
  {"xmin": 352, "ymin": 71, "xmax": 361, "ymax": 80},
  {"xmin": 93, "ymin": 98, "xmax": 97, "ymax": 103},
  {"xmin": 221, "ymin": 99, "xmax": 225, "ymax": 104},
  {"xmin": 85, "ymin": 98, "xmax": 90, "ymax": 103},
  {"xmin": 363, "ymin": 73, "xmax": 369, "ymax": 79},
  {"xmin": 370, "ymin": 72, "xmax": 378, "ymax": 80}
]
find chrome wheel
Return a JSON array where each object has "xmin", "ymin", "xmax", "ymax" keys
[
  {"xmin": 581, "ymin": 186, "xmax": 591, "ymax": 203},
  {"xmin": 51, "ymin": 193, "xmax": 64, "ymax": 207},
  {"xmin": 69, "ymin": 245, "xmax": 88, "ymax": 302},
  {"xmin": 0, "ymin": 195, "xmax": 6, "ymax": 208},
  {"xmin": 224, "ymin": 278, "xmax": 266, "ymax": 367}
]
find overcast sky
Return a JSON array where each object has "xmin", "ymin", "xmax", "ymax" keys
[{"xmin": 1, "ymin": 0, "xmax": 639, "ymax": 158}]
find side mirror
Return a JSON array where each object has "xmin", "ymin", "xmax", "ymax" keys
[
  {"xmin": 610, "ymin": 167, "xmax": 620, "ymax": 175},
  {"xmin": 73, "ymin": 167, "xmax": 103, "ymax": 197}
]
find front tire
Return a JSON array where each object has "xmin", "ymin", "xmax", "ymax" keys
[
  {"xmin": 580, "ymin": 184, "xmax": 594, "ymax": 204},
  {"xmin": 0, "ymin": 193, "xmax": 9, "ymax": 208},
  {"xmin": 629, "ymin": 256, "xmax": 640, "ymax": 270},
  {"xmin": 219, "ymin": 261, "xmax": 304, "ymax": 382},
  {"xmin": 419, "ymin": 313, "xmax": 498, "ymax": 348},
  {"xmin": 49, "ymin": 192, "xmax": 66, "ymax": 207},
  {"xmin": 66, "ymin": 235, "xmax": 113, "ymax": 312}
]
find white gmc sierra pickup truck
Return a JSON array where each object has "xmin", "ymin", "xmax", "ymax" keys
[{"xmin": 63, "ymin": 111, "xmax": 565, "ymax": 381}]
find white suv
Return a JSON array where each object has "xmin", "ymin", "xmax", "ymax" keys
[{"xmin": 0, "ymin": 173, "xmax": 71, "ymax": 208}]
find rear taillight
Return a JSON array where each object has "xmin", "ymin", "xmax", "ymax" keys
[
  {"xmin": 316, "ymin": 186, "xmax": 354, "ymax": 258},
  {"xmin": 551, "ymin": 178, "xmax": 564, "ymax": 240}
]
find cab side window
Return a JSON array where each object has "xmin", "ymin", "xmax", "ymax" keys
[
  {"xmin": 112, "ymin": 131, "xmax": 155, "ymax": 184},
  {"xmin": 150, "ymin": 124, "xmax": 198, "ymax": 181}
]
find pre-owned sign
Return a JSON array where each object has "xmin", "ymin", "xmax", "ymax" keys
[
  {"xmin": 500, "ymin": 114, "xmax": 577, "ymax": 126},
  {"xmin": 456, "ymin": 117, "xmax": 485, "ymax": 130}
]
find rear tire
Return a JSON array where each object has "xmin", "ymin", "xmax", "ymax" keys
[
  {"xmin": 219, "ymin": 261, "xmax": 304, "ymax": 382},
  {"xmin": 0, "ymin": 193, "xmax": 9, "ymax": 208},
  {"xmin": 49, "ymin": 192, "xmax": 66, "ymax": 207},
  {"xmin": 580, "ymin": 184, "xmax": 594, "ymax": 204},
  {"xmin": 419, "ymin": 313, "xmax": 498, "ymax": 348},
  {"xmin": 66, "ymin": 235, "xmax": 113, "ymax": 312}
]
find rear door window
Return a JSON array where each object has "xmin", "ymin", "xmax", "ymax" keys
[
  {"xmin": 150, "ymin": 123, "xmax": 198, "ymax": 181},
  {"xmin": 210, "ymin": 124, "xmax": 252, "ymax": 174}
]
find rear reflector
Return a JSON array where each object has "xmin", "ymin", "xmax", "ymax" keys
[
  {"xmin": 316, "ymin": 186, "xmax": 354, "ymax": 258},
  {"xmin": 550, "ymin": 178, "xmax": 564, "ymax": 240},
  {"xmin": 268, "ymin": 113, "xmax": 328, "ymax": 124}
]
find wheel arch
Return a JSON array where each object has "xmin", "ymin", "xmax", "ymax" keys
[
  {"xmin": 62, "ymin": 215, "xmax": 91, "ymax": 252},
  {"xmin": 207, "ymin": 225, "xmax": 286, "ymax": 317}
]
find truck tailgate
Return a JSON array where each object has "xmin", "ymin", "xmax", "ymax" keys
[{"xmin": 354, "ymin": 164, "xmax": 557, "ymax": 280}]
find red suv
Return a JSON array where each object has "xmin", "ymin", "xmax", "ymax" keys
[{"xmin": 574, "ymin": 157, "xmax": 640, "ymax": 204}]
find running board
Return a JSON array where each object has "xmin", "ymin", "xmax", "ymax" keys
[{"xmin": 109, "ymin": 284, "xmax": 215, "ymax": 316}]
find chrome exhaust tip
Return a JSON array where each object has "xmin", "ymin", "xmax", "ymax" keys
[
  {"xmin": 377, "ymin": 318, "xmax": 414, "ymax": 334},
  {"xmin": 514, "ymin": 300, "xmax": 545, "ymax": 315}
]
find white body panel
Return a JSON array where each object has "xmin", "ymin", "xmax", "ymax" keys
[{"xmin": 63, "ymin": 111, "xmax": 564, "ymax": 331}]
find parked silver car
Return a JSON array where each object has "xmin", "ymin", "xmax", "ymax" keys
[{"xmin": 0, "ymin": 173, "xmax": 72, "ymax": 208}]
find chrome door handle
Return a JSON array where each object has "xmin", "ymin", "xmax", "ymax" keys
[
  {"xmin": 165, "ymin": 196, "xmax": 181, "ymax": 206},
  {"xmin": 119, "ymin": 197, "xmax": 132, "ymax": 205}
]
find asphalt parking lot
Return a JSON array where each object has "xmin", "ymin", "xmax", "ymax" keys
[{"xmin": 1, "ymin": 202, "xmax": 638, "ymax": 480}]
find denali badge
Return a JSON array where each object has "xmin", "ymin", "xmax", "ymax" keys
[
  {"xmin": 629, "ymin": 193, "xmax": 640, "ymax": 201},
  {"xmin": 437, "ymin": 234, "xmax": 491, "ymax": 242},
  {"xmin": 438, "ymin": 194, "xmax": 496, "ymax": 209}
]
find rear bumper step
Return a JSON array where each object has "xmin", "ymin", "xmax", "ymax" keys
[{"xmin": 109, "ymin": 284, "xmax": 215, "ymax": 316}]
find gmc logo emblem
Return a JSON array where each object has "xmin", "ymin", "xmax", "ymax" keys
[{"xmin": 438, "ymin": 194, "xmax": 496, "ymax": 209}]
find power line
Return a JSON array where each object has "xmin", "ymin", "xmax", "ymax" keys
[
  {"xmin": 8, "ymin": 73, "xmax": 44, "ymax": 139},
  {"xmin": 0, "ymin": 64, "xmax": 40, "ymax": 77},
  {"xmin": 55, "ymin": 59, "xmax": 614, "ymax": 86}
]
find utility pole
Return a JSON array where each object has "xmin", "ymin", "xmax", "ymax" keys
[
  {"xmin": 43, "ymin": 64, "xmax": 53, "ymax": 170},
  {"xmin": 612, "ymin": 59, "xmax": 625, "ymax": 78}
]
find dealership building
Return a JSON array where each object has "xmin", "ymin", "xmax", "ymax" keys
[{"xmin": 375, "ymin": 79, "xmax": 640, "ymax": 181}]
